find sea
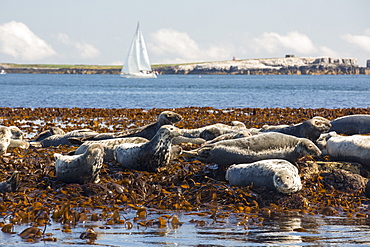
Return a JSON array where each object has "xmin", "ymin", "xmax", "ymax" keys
[
  {"xmin": 1, "ymin": 73, "xmax": 370, "ymax": 246},
  {"xmin": 0, "ymin": 74, "xmax": 370, "ymax": 109}
]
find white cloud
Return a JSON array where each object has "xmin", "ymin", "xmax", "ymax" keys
[
  {"xmin": 250, "ymin": 31, "xmax": 317, "ymax": 54},
  {"xmin": 342, "ymin": 33, "xmax": 370, "ymax": 52},
  {"xmin": 56, "ymin": 33, "xmax": 100, "ymax": 58},
  {"xmin": 149, "ymin": 28, "xmax": 234, "ymax": 63},
  {"xmin": 0, "ymin": 21, "xmax": 56, "ymax": 61}
]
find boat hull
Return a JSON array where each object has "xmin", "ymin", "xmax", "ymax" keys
[{"xmin": 120, "ymin": 72, "xmax": 157, "ymax": 78}]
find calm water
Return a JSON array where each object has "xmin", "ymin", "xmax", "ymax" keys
[
  {"xmin": 1, "ymin": 74, "xmax": 370, "ymax": 246},
  {"xmin": 0, "ymin": 74, "xmax": 370, "ymax": 109}
]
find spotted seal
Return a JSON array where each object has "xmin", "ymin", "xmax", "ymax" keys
[
  {"xmin": 7, "ymin": 126, "xmax": 25, "ymax": 140},
  {"xmin": 55, "ymin": 143, "xmax": 104, "ymax": 184},
  {"xmin": 0, "ymin": 126, "xmax": 12, "ymax": 155},
  {"xmin": 79, "ymin": 111, "xmax": 182, "ymax": 142},
  {"xmin": 183, "ymin": 132, "xmax": 321, "ymax": 166},
  {"xmin": 0, "ymin": 171, "xmax": 20, "ymax": 193},
  {"xmin": 0, "ymin": 126, "xmax": 30, "ymax": 154},
  {"xmin": 225, "ymin": 159, "xmax": 302, "ymax": 194},
  {"xmin": 73, "ymin": 137, "xmax": 149, "ymax": 162},
  {"xmin": 260, "ymin": 116, "xmax": 331, "ymax": 142},
  {"xmin": 329, "ymin": 114, "xmax": 370, "ymax": 135},
  {"xmin": 114, "ymin": 125, "xmax": 181, "ymax": 172}
]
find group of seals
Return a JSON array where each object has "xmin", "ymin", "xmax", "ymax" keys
[
  {"xmin": 5, "ymin": 111, "xmax": 370, "ymax": 196},
  {"xmin": 76, "ymin": 111, "xmax": 183, "ymax": 142}
]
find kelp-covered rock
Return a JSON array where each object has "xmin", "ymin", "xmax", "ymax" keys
[{"xmin": 0, "ymin": 106, "xmax": 370, "ymax": 238}]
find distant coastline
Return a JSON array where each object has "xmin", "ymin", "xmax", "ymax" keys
[{"xmin": 1, "ymin": 56, "xmax": 369, "ymax": 75}]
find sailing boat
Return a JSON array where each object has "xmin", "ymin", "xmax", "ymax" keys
[{"xmin": 120, "ymin": 23, "xmax": 157, "ymax": 78}]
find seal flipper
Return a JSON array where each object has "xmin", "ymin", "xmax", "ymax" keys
[{"xmin": 68, "ymin": 137, "xmax": 85, "ymax": 146}]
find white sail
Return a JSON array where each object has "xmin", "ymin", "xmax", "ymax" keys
[{"xmin": 121, "ymin": 23, "xmax": 157, "ymax": 78}]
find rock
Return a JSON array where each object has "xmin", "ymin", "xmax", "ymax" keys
[{"xmin": 320, "ymin": 169, "xmax": 367, "ymax": 191}]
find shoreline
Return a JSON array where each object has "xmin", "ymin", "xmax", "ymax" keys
[{"xmin": 2, "ymin": 56, "xmax": 370, "ymax": 75}]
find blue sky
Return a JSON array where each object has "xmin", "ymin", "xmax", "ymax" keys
[{"xmin": 1, "ymin": 0, "xmax": 369, "ymax": 66}]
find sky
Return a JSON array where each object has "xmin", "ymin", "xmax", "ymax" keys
[{"xmin": 1, "ymin": 0, "xmax": 370, "ymax": 66}]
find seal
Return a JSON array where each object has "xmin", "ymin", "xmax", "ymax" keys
[
  {"xmin": 8, "ymin": 126, "xmax": 25, "ymax": 140},
  {"xmin": 329, "ymin": 114, "xmax": 370, "ymax": 135},
  {"xmin": 79, "ymin": 111, "xmax": 183, "ymax": 141},
  {"xmin": 0, "ymin": 126, "xmax": 29, "ymax": 153},
  {"xmin": 225, "ymin": 159, "xmax": 302, "ymax": 194},
  {"xmin": 325, "ymin": 134, "xmax": 370, "ymax": 168},
  {"xmin": 114, "ymin": 125, "xmax": 181, "ymax": 172},
  {"xmin": 183, "ymin": 132, "xmax": 322, "ymax": 166},
  {"xmin": 0, "ymin": 126, "xmax": 12, "ymax": 155},
  {"xmin": 55, "ymin": 143, "xmax": 104, "ymax": 184},
  {"xmin": 204, "ymin": 130, "xmax": 252, "ymax": 145},
  {"xmin": 32, "ymin": 127, "xmax": 66, "ymax": 142},
  {"xmin": 0, "ymin": 171, "xmax": 20, "ymax": 193},
  {"xmin": 31, "ymin": 129, "xmax": 99, "ymax": 147},
  {"xmin": 73, "ymin": 137, "xmax": 149, "ymax": 162},
  {"xmin": 179, "ymin": 121, "xmax": 247, "ymax": 140},
  {"xmin": 315, "ymin": 131, "xmax": 338, "ymax": 155},
  {"xmin": 260, "ymin": 116, "xmax": 331, "ymax": 142}
]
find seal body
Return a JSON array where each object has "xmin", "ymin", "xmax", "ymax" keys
[
  {"xmin": 32, "ymin": 127, "xmax": 66, "ymax": 142},
  {"xmin": 114, "ymin": 125, "xmax": 181, "ymax": 172},
  {"xmin": 74, "ymin": 137, "xmax": 149, "ymax": 162},
  {"xmin": 184, "ymin": 132, "xmax": 321, "ymax": 166},
  {"xmin": 326, "ymin": 134, "xmax": 370, "ymax": 168},
  {"xmin": 179, "ymin": 121, "xmax": 246, "ymax": 140},
  {"xmin": 330, "ymin": 115, "xmax": 370, "ymax": 135},
  {"xmin": 55, "ymin": 143, "xmax": 104, "ymax": 184},
  {"xmin": 35, "ymin": 129, "xmax": 99, "ymax": 147},
  {"xmin": 205, "ymin": 130, "xmax": 252, "ymax": 145},
  {"xmin": 225, "ymin": 159, "xmax": 302, "ymax": 194},
  {"xmin": 260, "ymin": 116, "xmax": 331, "ymax": 142}
]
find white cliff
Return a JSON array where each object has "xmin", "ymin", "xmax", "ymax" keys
[{"xmin": 176, "ymin": 57, "xmax": 358, "ymax": 72}]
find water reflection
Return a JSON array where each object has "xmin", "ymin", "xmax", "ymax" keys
[
  {"xmin": 246, "ymin": 217, "xmax": 305, "ymax": 246},
  {"xmin": 2, "ymin": 211, "xmax": 370, "ymax": 246}
]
